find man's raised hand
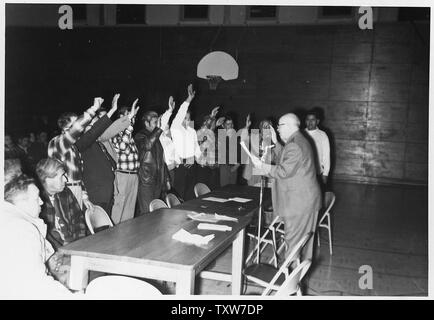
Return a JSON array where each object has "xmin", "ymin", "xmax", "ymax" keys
[
  {"xmin": 168, "ymin": 96, "xmax": 175, "ymax": 112},
  {"xmin": 129, "ymin": 98, "xmax": 139, "ymax": 120},
  {"xmin": 107, "ymin": 93, "xmax": 120, "ymax": 118},
  {"xmin": 186, "ymin": 84, "xmax": 195, "ymax": 103},
  {"xmin": 92, "ymin": 97, "xmax": 104, "ymax": 112},
  {"xmin": 246, "ymin": 114, "xmax": 252, "ymax": 129},
  {"xmin": 216, "ymin": 116, "xmax": 225, "ymax": 128},
  {"xmin": 211, "ymin": 106, "xmax": 220, "ymax": 118}
]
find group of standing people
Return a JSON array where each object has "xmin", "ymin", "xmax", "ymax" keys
[{"xmin": 2, "ymin": 80, "xmax": 331, "ymax": 297}]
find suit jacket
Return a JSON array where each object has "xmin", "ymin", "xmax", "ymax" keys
[
  {"xmin": 264, "ymin": 130, "xmax": 321, "ymax": 220},
  {"xmin": 78, "ymin": 116, "xmax": 115, "ymax": 204},
  {"xmin": 135, "ymin": 127, "xmax": 170, "ymax": 189}
]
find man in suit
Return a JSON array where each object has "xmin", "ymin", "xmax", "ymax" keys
[{"xmin": 251, "ymin": 113, "xmax": 321, "ymax": 260}]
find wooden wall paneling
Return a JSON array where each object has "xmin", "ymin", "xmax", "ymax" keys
[
  {"xmin": 329, "ymin": 82, "xmax": 369, "ymax": 101},
  {"xmin": 331, "ymin": 64, "xmax": 370, "ymax": 83},
  {"xmin": 412, "ymin": 40, "xmax": 429, "ymax": 65},
  {"xmin": 373, "ymin": 43, "xmax": 413, "ymax": 64},
  {"xmin": 288, "ymin": 82, "xmax": 330, "ymax": 101},
  {"xmin": 369, "ymin": 82, "xmax": 409, "ymax": 102},
  {"xmin": 333, "ymin": 43, "xmax": 372, "ymax": 64},
  {"xmin": 327, "ymin": 120, "xmax": 367, "ymax": 140},
  {"xmin": 334, "ymin": 157, "xmax": 365, "ymax": 176},
  {"xmin": 370, "ymin": 64, "xmax": 412, "ymax": 84},
  {"xmin": 409, "ymin": 84, "xmax": 429, "ymax": 104},
  {"xmin": 290, "ymin": 63, "xmax": 330, "ymax": 84},
  {"xmin": 291, "ymin": 40, "xmax": 333, "ymax": 63},
  {"xmin": 411, "ymin": 64, "xmax": 429, "ymax": 84},
  {"xmin": 327, "ymin": 101, "xmax": 367, "ymax": 122},
  {"xmin": 374, "ymin": 23, "xmax": 413, "ymax": 44},
  {"xmin": 405, "ymin": 143, "xmax": 427, "ymax": 163},
  {"xmin": 366, "ymin": 121, "xmax": 406, "ymax": 142},
  {"xmin": 406, "ymin": 123, "xmax": 428, "ymax": 142},
  {"xmin": 404, "ymin": 163, "xmax": 428, "ymax": 182},
  {"xmin": 363, "ymin": 159, "xmax": 404, "ymax": 179},
  {"xmin": 335, "ymin": 139, "xmax": 366, "ymax": 159},
  {"xmin": 256, "ymin": 62, "xmax": 290, "ymax": 96},
  {"xmin": 367, "ymin": 102, "xmax": 407, "ymax": 122},
  {"xmin": 364, "ymin": 141, "xmax": 406, "ymax": 162},
  {"xmin": 333, "ymin": 25, "xmax": 374, "ymax": 44},
  {"xmin": 407, "ymin": 103, "xmax": 428, "ymax": 125}
]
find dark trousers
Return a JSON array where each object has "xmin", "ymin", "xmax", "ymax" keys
[
  {"xmin": 196, "ymin": 165, "xmax": 220, "ymax": 191},
  {"xmin": 137, "ymin": 183, "xmax": 163, "ymax": 216},
  {"xmin": 174, "ymin": 164, "xmax": 197, "ymax": 201}
]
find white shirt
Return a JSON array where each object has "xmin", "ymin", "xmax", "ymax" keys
[
  {"xmin": 170, "ymin": 101, "xmax": 201, "ymax": 161},
  {"xmin": 305, "ymin": 128, "xmax": 331, "ymax": 176},
  {"xmin": 0, "ymin": 201, "xmax": 72, "ymax": 299},
  {"xmin": 159, "ymin": 108, "xmax": 180, "ymax": 168}
]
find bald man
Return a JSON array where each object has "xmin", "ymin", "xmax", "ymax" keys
[{"xmin": 251, "ymin": 113, "xmax": 321, "ymax": 261}]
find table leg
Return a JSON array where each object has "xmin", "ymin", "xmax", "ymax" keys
[
  {"xmin": 175, "ymin": 269, "xmax": 195, "ymax": 295},
  {"xmin": 232, "ymin": 228, "xmax": 245, "ymax": 295},
  {"xmin": 68, "ymin": 256, "xmax": 89, "ymax": 291}
]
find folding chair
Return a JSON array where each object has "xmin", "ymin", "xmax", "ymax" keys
[
  {"xmin": 317, "ymin": 191, "xmax": 336, "ymax": 254},
  {"xmin": 85, "ymin": 275, "xmax": 162, "ymax": 298},
  {"xmin": 245, "ymin": 216, "xmax": 286, "ymax": 267},
  {"xmin": 165, "ymin": 193, "xmax": 181, "ymax": 208},
  {"xmin": 85, "ymin": 205, "xmax": 114, "ymax": 234},
  {"xmin": 149, "ymin": 199, "xmax": 168, "ymax": 212},
  {"xmin": 194, "ymin": 183, "xmax": 211, "ymax": 197},
  {"xmin": 243, "ymin": 232, "xmax": 313, "ymax": 295}
]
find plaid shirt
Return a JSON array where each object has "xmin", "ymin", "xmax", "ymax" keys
[
  {"xmin": 111, "ymin": 124, "xmax": 140, "ymax": 171},
  {"xmin": 48, "ymin": 107, "xmax": 97, "ymax": 183}
]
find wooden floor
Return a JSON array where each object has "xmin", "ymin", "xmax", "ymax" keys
[{"xmin": 189, "ymin": 181, "xmax": 428, "ymax": 296}]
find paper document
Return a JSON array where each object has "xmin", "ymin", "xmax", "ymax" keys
[
  {"xmin": 202, "ymin": 197, "xmax": 229, "ymax": 203},
  {"xmin": 240, "ymin": 141, "xmax": 255, "ymax": 161},
  {"xmin": 197, "ymin": 223, "xmax": 232, "ymax": 232},
  {"xmin": 172, "ymin": 228, "xmax": 215, "ymax": 246},
  {"xmin": 228, "ymin": 197, "xmax": 252, "ymax": 203},
  {"xmin": 188, "ymin": 213, "xmax": 238, "ymax": 223}
]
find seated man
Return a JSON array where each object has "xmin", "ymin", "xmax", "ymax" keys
[
  {"xmin": 1, "ymin": 173, "xmax": 73, "ymax": 298},
  {"xmin": 36, "ymin": 158, "xmax": 87, "ymax": 250}
]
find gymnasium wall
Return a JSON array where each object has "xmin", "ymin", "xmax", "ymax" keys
[{"xmin": 5, "ymin": 22, "xmax": 429, "ymax": 185}]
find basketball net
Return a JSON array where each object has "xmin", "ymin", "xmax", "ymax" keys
[{"xmin": 206, "ymin": 75, "xmax": 222, "ymax": 90}]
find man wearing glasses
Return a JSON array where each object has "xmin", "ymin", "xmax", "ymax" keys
[{"xmin": 251, "ymin": 113, "xmax": 321, "ymax": 261}]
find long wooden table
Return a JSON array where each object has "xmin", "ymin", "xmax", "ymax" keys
[{"xmin": 59, "ymin": 185, "xmax": 270, "ymax": 295}]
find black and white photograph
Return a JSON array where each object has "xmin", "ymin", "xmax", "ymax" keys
[{"xmin": 0, "ymin": 1, "xmax": 430, "ymax": 301}]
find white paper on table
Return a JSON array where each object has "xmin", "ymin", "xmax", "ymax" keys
[
  {"xmin": 228, "ymin": 197, "xmax": 252, "ymax": 203},
  {"xmin": 172, "ymin": 228, "xmax": 215, "ymax": 246},
  {"xmin": 197, "ymin": 223, "xmax": 232, "ymax": 232},
  {"xmin": 188, "ymin": 213, "xmax": 238, "ymax": 223},
  {"xmin": 202, "ymin": 197, "xmax": 229, "ymax": 203},
  {"xmin": 214, "ymin": 214, "xmax": 238, "ymax": 222}
]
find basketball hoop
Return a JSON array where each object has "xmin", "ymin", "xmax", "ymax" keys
[
  {"xmin": 197, "ymin": 51, "xmax": 239, "ymax": 90},
  {"xmin": 207, "ymin": 75, "xmax": 222, "ymax": 90}
]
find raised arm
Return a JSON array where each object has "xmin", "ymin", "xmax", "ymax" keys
[
  {"xmin": 170, "ymin": 84, "xmax": 195, "ymax": 128},
  {"xmin": 75, "ymin": 115, "xmax": 112, "ymax": 152},
  {"xmin": 160, "ymin": 96, "xmax": 175, "ymax": 130},
  {"xmin": 48, "ymin": 98, "xmax": 103, "ymax": 157}
]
